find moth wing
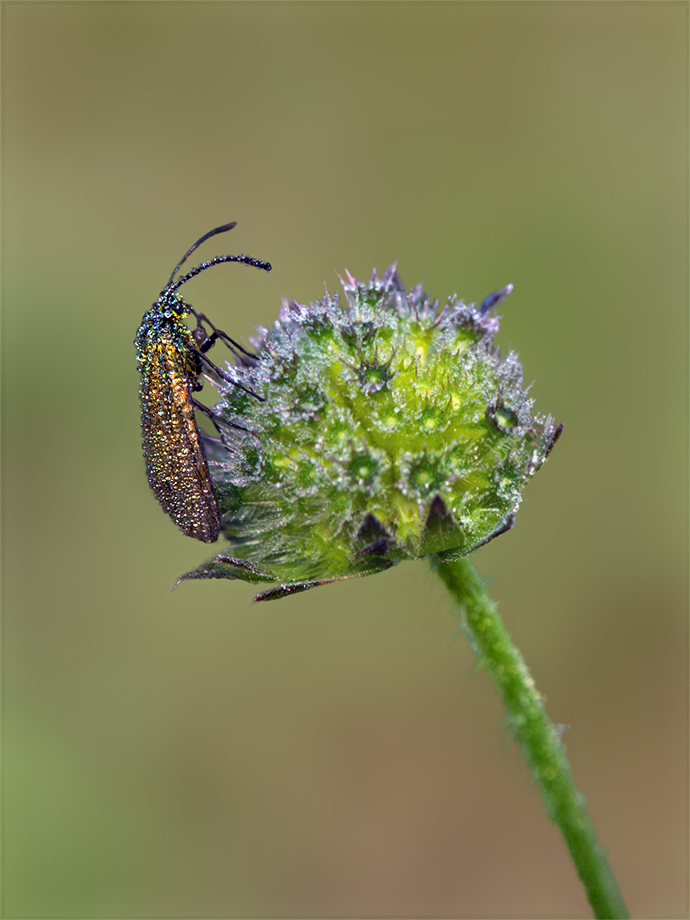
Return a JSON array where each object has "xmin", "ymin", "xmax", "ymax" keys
[{"xmin": 139, "ymin": 340, "xmax": 220, "ymax": 543}]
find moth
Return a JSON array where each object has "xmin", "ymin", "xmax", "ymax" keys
[{"xmin": 134, "ymin": 222, "xmax": 271, "ymax": 542}]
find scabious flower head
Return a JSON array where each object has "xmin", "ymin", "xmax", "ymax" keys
[{"xmin": 179, "ymin": 265, "xmax": 561, "ymax": 601}]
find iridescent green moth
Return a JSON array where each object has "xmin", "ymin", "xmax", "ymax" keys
[{"xmin": 134, "ymin": 222, "xmax": 271, "ymax": 542}]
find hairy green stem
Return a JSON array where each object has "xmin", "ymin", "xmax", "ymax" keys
[{"xmin": 435, "ymin": 556, "xmax": 628, "ymax": 919}]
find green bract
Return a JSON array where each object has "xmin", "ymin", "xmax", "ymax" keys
[{"xmin": 179, "ymin": 266, "xmax": 561, "ymax": 601}]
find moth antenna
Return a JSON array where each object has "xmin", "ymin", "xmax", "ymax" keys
[
  {"xmin": 167, "ymin": 221, "xmax": 238, "ymax": 287},
  {"xmin": 166, "ymin": 253, "xmax": 272, "ymax": 296}
]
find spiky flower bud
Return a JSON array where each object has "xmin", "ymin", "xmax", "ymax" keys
[{"xmin": 179, "ymin": 265, "xmax": 561, "ymax": 601}]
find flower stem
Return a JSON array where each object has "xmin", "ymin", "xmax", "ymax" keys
[{"xmin": 435, "ymin": 556, "xmax": 628, "ymax": 919}]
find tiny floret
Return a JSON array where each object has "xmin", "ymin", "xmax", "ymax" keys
[{"xmin": 178, "ymin": 266, "xmax": 562, "ymax": 601}]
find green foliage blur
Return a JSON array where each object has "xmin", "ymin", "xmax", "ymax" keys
[{"xmin": 4, "ymin": 3, "xmax": 686, "ymax": 917}]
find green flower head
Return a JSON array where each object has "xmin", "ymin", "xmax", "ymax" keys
[{"xmin": 179, "ymin": 265, "xmax": 562, "ymax": 601}]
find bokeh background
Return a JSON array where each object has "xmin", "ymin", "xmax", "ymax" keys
[{"xmin": 3, "ymin": 2, "xmax": 687, "ymax": 917}]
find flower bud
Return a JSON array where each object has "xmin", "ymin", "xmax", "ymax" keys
[{"xmin": 178, "ymin": 265, "xmax": 561, "ymax": 601}]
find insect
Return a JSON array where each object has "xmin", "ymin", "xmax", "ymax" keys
[{"xmin": 135, "ymin": 221, "xmax": 271, "ymax": 543}]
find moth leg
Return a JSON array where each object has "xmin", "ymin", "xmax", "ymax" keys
[
  {"xmin": 191, "ymin": 398, "xmax": 249, "ymax": 435},
  {"xmin": 191, "ymin": 309, "xmax": 257, "ymax": 361},
  {"xmin": 194, "ymin": 350, "xmax": 265, "ymax": 402}
]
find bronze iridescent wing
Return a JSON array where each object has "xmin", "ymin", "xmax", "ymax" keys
[{"xmin": 139, "ymin": 332, "xmax": 220, "ymax": 543}]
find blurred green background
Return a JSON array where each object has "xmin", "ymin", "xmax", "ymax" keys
[{"xmin": 3, "ymin": 2, "xmax": 687, "ymax": 917}]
